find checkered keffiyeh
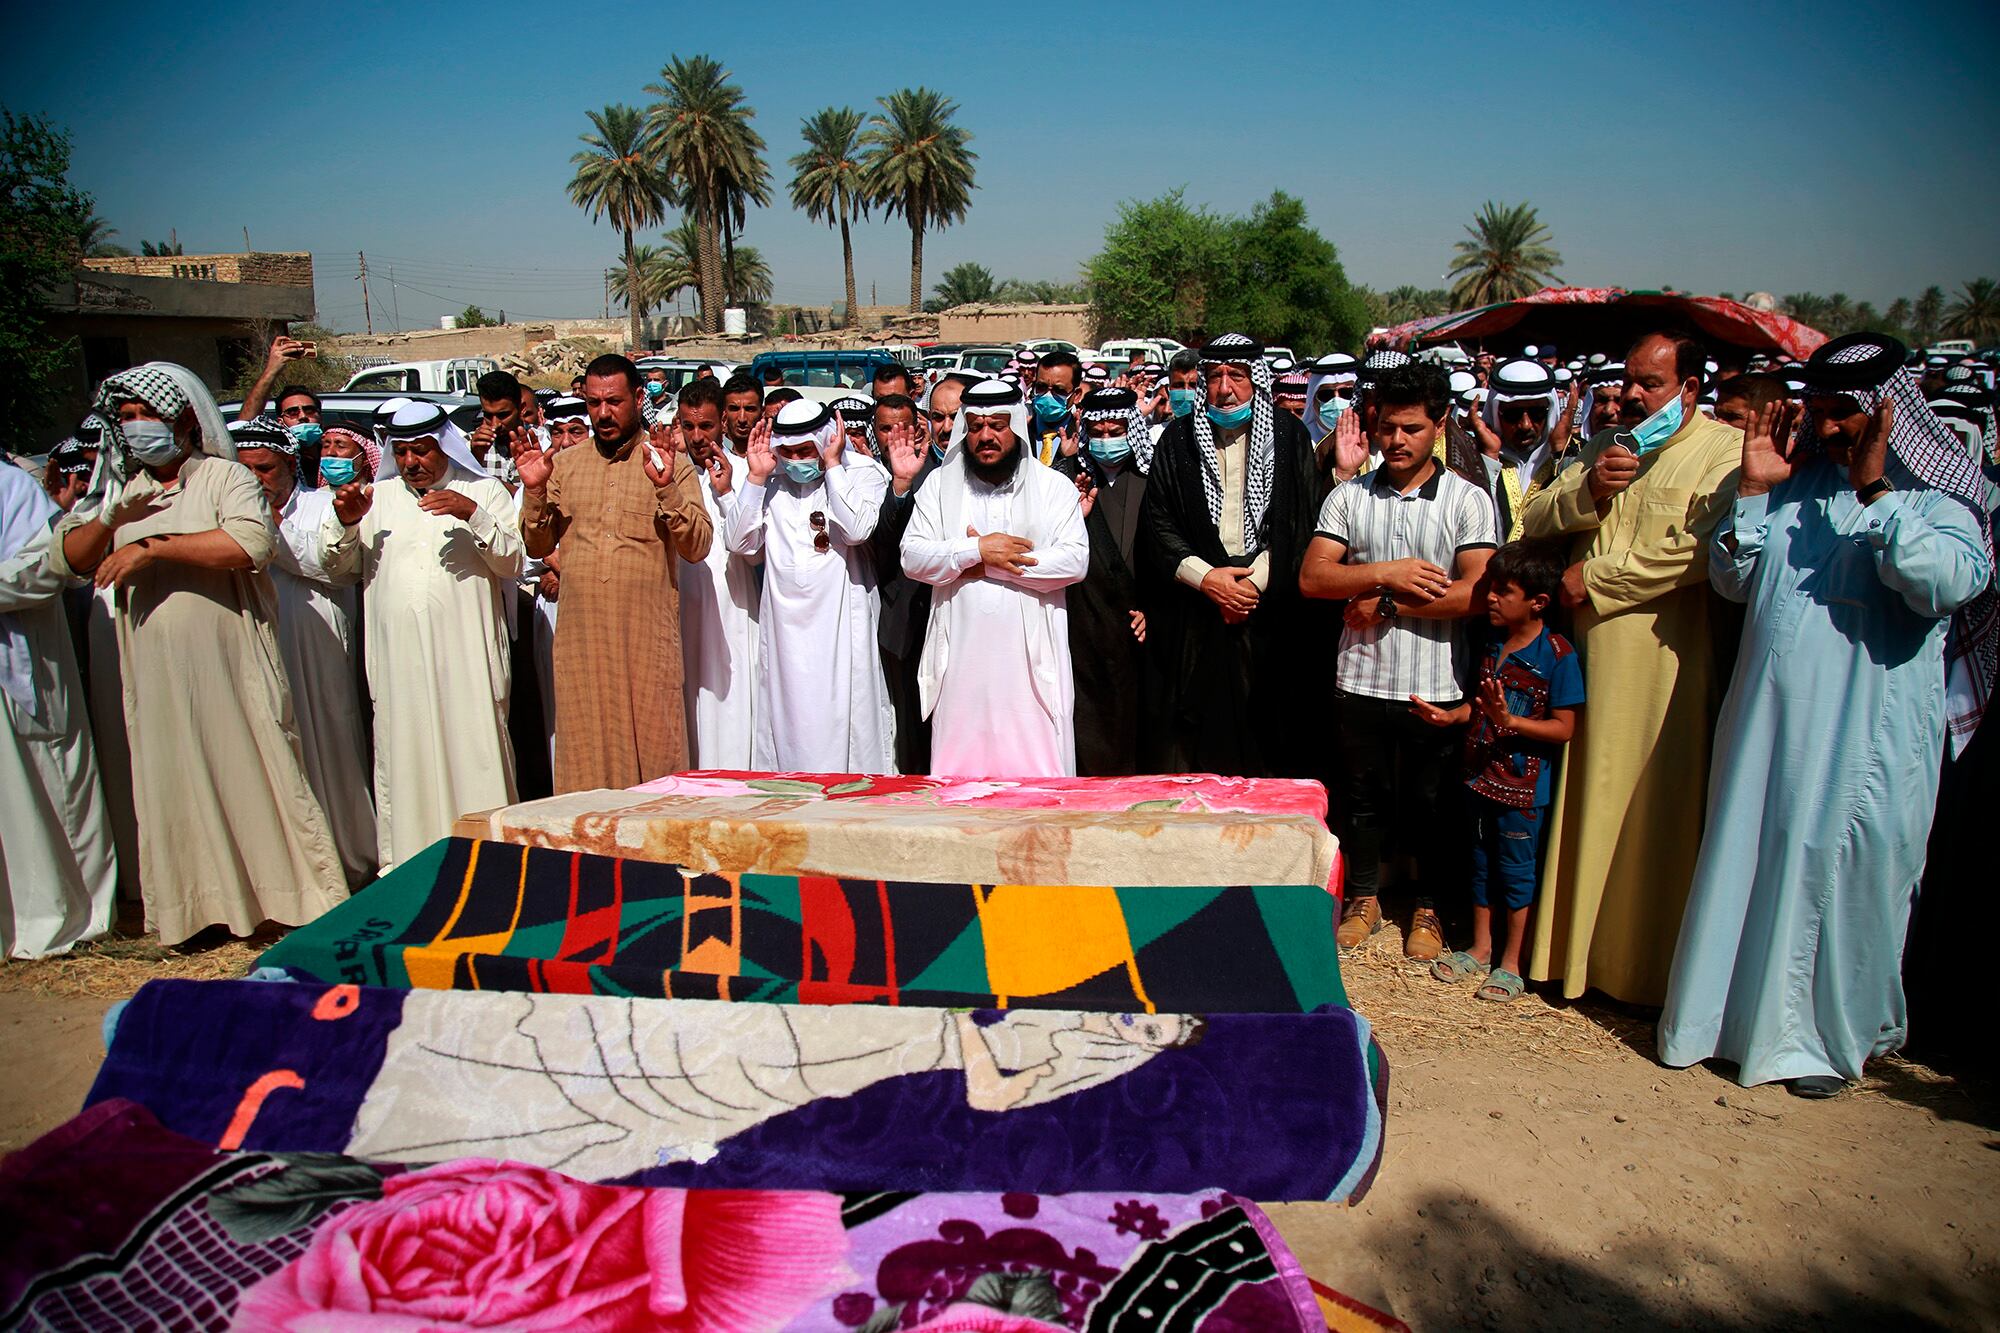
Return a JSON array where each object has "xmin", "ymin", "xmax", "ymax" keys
[
  {"xmin": 1807, "ymin": 341, "xmax": 1998, "ymax": 755},
  {"xmin": 320, "ymin": 427, "xmax": 380, "ymax": 480},
  {"xmin": 1080, "ymin": 388, "xmax": 1155, "ymax": 474},
  {"xmin": 1192, "ymin": 333, "xmax": 1276, "ymax": 552},
  {"xmin": 227, "ymin": 416, "xmax": 298, "ymax": 458}
]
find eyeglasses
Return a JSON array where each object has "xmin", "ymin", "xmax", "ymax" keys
[
  {"xmin": 809, "ymin": 510, "xmax": 830, "ymax": 553},
  {"xmin": 278, "ymin": 405, "xmax": 317, "ymax": 421}
]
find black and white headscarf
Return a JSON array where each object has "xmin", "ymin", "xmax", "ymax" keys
[
  {"xmin": 1080, "ymin": 386, "xmax": 1154, "ymax": 475},
  {"xmin": 1191, "ymin": 333, "xmax": 1275, "ymax": 552},
  {"xmin": 1360, "ymin": 348, "xmax": 1411, "ymax": 386},
  {"xmin": 1802, "ymin": 333, "xmax": 1998, "ymax": 755},
  {"xmin": 830, "ymin": 394, "xmax": 877, "ymax": 458},
  {"xmin": 226, "ymin": 416, "xmax": 298, "ymax": 460}
]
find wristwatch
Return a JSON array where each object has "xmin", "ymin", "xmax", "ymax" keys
[
  {"xmin": 1376, "ymin": 592, "xmax": 1399, "ymax": 620},
  {"xmin": 1856, "ymin": 477, "xmax": 1893, "ymax": 505}
]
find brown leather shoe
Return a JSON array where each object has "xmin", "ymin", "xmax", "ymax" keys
[
  {"xmin": 1336, "ymin": 895, "xmax": 1383, "ymax": 950},
  {"xmin": 1404, "ymin": 907, "xmax": 1445, "ymax": 961}
]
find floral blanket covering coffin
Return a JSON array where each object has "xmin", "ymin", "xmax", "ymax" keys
[
  {"xmin": 452, "ymin": 772, "xmax": 1341, "ymax": 896},
  {"xmin": 88, "ymin": 979, "xmax": 1386, "ymax": 1204},
  {"xmin": 255, "ymin": 837, "xmax": 1348, "ymax": 1015},
  {"xmin": 0, "ymin": 1098, "xmax": 1333, "ymax": 1332}
]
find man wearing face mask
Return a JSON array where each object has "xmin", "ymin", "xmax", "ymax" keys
[
  {"xmin": 675, "ymin": 377, "xmax": 761, "ymax": 770},
  {"xmin": 640, "ymin": 367, "xmax": 674, "ymax": 425},
  {"xmin": 1520, "ymin": 331, "xmax": 1743, "ymax": 1006},
  {"xmin": 226, "ymin": 418, "xmax": 376, "ymax": 888},
  {"xmin": 322, "ymin": 401, "xmax": 523, "ymax": 870},
  {"xmin": 728, "ymin": 398, "xmax": 895, "ymax": 773},
  {"xmin": 1307, "ymin": 353, "xmax": 1367, "ymax": 487},
  {"xmin": 519, "ymin": 354, "xmax": 711, "ymax": 793},
  {"xmin": 1150, "ymin": 350, "xmax": 1203, "ymax": 449},
  {"xmin": 52, "ymin": 363, "xmax": 347, "ymax": 945},
  {"xmin": 1029, "ymin": 350, "xmax": 1085, "ymax": 465},
  {"xmin": 1140, "ymin": 334, "xmax": 1321, "ymax": 776},
  {"xmin": 901, "ymin": 379, "xmax": 1090, "ymax": 777},
  {"xmin": 1053, "ymin": 386, "xmax": 1153, "ymax": 775}
]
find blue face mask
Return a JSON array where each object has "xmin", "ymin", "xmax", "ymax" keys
[
  {"xmin": 1087, "ymin": 433, "xmax": 1133, "ymax": 465},
  {"xmin": 644, "ymin": 380, "xmax": 666, "ymax": 398},
  {"xmin": 288, "ymin": 422, "xmax": 324, "ymax": 448},
  {"xmin": 1316, "ymin": 397, "xmax": 1349, "ymax": 431},
  {"xmin": 1168, "ymin": 388, "xmax": 1198, "ymax": 417},
  {"xmin": 1625, "ymin": 391, "xmax": 1685, "ymax": 455},
  {"xmin": 1033, "ymin": 392, "xmax": 1070, "ymax": 425},
  {"xmin": 782, "ymin": 457, "xmax": 823, "ymax": 486},
  {"xmin": 317, "ymin": 456, "xmax": 359, "ymax": 487},
  {"xmin": 120, "ymin": 419, "xmax": 183, "ymax": 468},
  {"xmin": 1206, "ymin": 400, "xmax": 1254, "ymax": 429}
]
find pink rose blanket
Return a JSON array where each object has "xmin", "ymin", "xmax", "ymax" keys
[{"xmin": 0, "ymin": 1098, "xmax": 1330, "ymax": 1331}]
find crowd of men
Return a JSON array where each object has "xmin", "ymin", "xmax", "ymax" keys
[{"xmin": 2, "ymin": 323, "xmax": 1995, "ymax": 1099}]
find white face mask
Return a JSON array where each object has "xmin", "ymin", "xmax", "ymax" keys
[{"xmin": 121, "ymin": 419, "xmax": 183, "ymax": 467}]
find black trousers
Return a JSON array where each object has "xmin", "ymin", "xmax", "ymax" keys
[
  {"xmin": 1335, "ymin": 688, "xmax": 1460, "ymax": 906},
  {"xmin": 882, "ymin": 647, "xmax": 931, "ymax": 776}
]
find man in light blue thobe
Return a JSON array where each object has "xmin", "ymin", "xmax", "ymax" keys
[{"xmin": 1659, "ymin": 334, "xmax": 1995, "ymax": 1095}]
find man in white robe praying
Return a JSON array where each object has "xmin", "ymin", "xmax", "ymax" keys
[
  {"xmin": 320, "ymin": 401, "xmax": 522, "ymax": 870},
  {"xmin": 0, "ymin": 463, "xmax": 117, "ymax": 957},
  {"xmin": 726, "ymin": 397, "xmax": 896, "ymax": 773},
  {"xmin": 900, "ymin": 379, "xmax": 1090, "ymax": 777},
  {"xmin": 677, "ymin": 375, "xmax": 761, "ymax": 769},
  {"xmin": 229, "ymin": 418, "xmax": 376, "ymax": 887}
]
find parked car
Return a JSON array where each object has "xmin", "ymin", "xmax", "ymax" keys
[
  {"xmin": 1092, "ymin": 338, "xmax": 1183, "ymax": 366},
  {"xmin": 1016, "ymin": 338, "xmax": 1082, "ymax": 357},
  {"xmin": 223, "ymin": 391, "xmax": 484, "ymax": 439},
  {"xmin": 870, "ymin": 343, "xmax": 924, "ymax": 368},
  {"xmin": 749, "ymin": 348, "xmax": 910, "ymax": 390},
  {"xmin": 922, "ymin": 346, "xmax": 1016, "ymax": 377},
  {"xmin": 633, "ymin": 357, "xmax": 720, "ymax": 394},
  {"xmin": 342, "ymin": 358, "xmax": 498, "ymax": 395}
]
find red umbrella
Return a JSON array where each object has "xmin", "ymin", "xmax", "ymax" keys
[{"xmin": 1373, "ymin": 287, "xmax": 1826, "ymax": 360}]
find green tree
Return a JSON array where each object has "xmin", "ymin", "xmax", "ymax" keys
[
  {"xmin": 1781, "ymin": 292, "xmax": 1831, "ymax": 330},
  {"xmin": 74, "ymin": 211, "xmax": 126, "ymax": 257},
  {"xmin": 725, "ymin": 243, "xmax": 773, "ymax": 306},
  {"xmin": 1885, "ymin": 297, "xmax": 1913, "ymax": 340},
  {"xmin": 933, "ymin": 261, "xmax": 996, "ymax": 308},
  {"xmin": 993, "ymin": 278, "xmax": 1086, "ymax": 304},
  {"xmin": 609, "ymin": 241, "xmax": 697, "ymax": 323},
  {"xmin": 862, "ymin": 88, "xmax": 977, "ymax": 313},
  {"xmin": 1208, "ymin": 191, "xmax": 1368, "ymax": 354},
  {"xmin": 646, "ymin": 55, "xmax": 767, "ymax": 333},
  {"xmin": 567, "ymin": 103, "xmax": 673, "ymax": 352},
  {"xmin": 0, "ymin": 109, "xmax": 90, "ymax": 451},
  {"xmin": 1912, "ymin": 286, "xmax": 1945, "ymax": 346},
  {"xmin": 139, "ymin": 234, "xmax": 183, "ymax": 256},
  {"xmin": 788, "ymin": 107, "xmax": 869, "ymax": 327},
  {"xmin": 1085, "ymin": 189, "xmax": 1233, "ymax": 343},
  {"xmin": 1943, "ymin": 278, "xmax": 2000, "ymax": 344},
  {"xmin": 1447, "ymin": 201, "xmax": 1561, "ymax": 307},
  {"xmin": 228, "ymin": 321, "xmax": 353, "ymax": 402},
  {"xmin": 457, "ymin": 305, "xmax": 498, "ymax": 328}
]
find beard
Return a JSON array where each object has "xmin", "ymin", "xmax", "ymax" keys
[{"xmin": 963, "ymin": 437, "xmax": 1023, "ymax": 485}]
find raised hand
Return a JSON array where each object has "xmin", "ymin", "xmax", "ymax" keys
[
  {"xmin": 1475, "ymin": 672, "xmax": 1514, "ymax": 728},
  {"xmin": 643, "ymin": 420, "xmax": 680, "ymax": 486},
  {"xmin": 1588, "ymin": 441, "xmax": 1640, "ymax": 504},
  {"xmin": 704, "ymin": 450, "xmax": 733, "ymax": 498},
  {"xmin": 1737, "ymin": 399, "xmax": 1801, "ymax": 498},
  {"xmin": 1333, "ymin": 404, "xmax": 1368, "ymax": 476},
  {"xmin": 880, "ymin": 420, "xmax": 923, "ymax": 492},
  {"xmin": 332, "ymin": 481, "xmax": 373, "ymax": 526},
  {"xmin": 1551, "ymin": 384, "xmax": 1583, "ymax": 451},
  {"xmin": 1075, "ymin": 469, "xmax": 1098, "ymax": 518},
  {"xmin": 1850, "ymin": 397, "xmax": 1893, "ymax": 496},
  {"xmin": 824, "ymin": 411, "xmax": 848, "ymax": 468},
  {"xmin": 745, "ymin": 416, "xmax": 776, "ymax": 484},
  {"xmin": 1469, "ymin": 404, "xmax": 1503, "ymax": 458},
  {"xmin": 514, "ymin": 433, "xmax": 554, "ymax": 493}
]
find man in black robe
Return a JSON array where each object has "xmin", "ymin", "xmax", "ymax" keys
[
  {"xmin": 1053, "ymin": 387, "xmax": 1154, "ymax": 775},
  {"xmin": 1140, "ymin": 334, "xmax": 1320, "ymax": 777}
]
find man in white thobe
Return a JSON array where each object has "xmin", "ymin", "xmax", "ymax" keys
[
  {"xmin": 320, "ymin": 401, "xmax": 522, "ymax": 870},
  {"xmin": 900, "ymin": 379, "xmax": 1090, "ymax": 777},
  {"xmin": 726, "ymin": 397, "xmax": 896, "ymax": 773},
  {"xmin": 0, "ymin": 463, "xmax": 117, "ymax": 957},
  {"xmin": 230, "ymin": 418, "xmax": 376, "ymax": 886},
  {"xmin": 677, "ymin": 376, "xmax": 760, "ymax": 769}
]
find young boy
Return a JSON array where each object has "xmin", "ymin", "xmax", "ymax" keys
[{"xmin": 1410, "ymin": 541, "xmax": 1583, "ymax": 1001}]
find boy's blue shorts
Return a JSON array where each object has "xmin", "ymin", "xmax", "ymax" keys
[{"xmin": 1470, "ymin": 797, "xmax": 1545, "ymax": 911}]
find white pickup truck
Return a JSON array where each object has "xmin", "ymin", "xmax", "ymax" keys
[{"xmin": 343, "ymin": 358, "xmax": 499, "ymax": 395}]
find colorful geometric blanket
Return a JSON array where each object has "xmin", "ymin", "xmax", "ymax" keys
[
  {"xmin": 89, "ymin": 979, "xmax": 1386, "ymax": 1203},
  {"xmin": 256, "ymin": 837, "xmax": 1347, "ymax": 1015},
  {"xmin": 453, "ymin": 772, "xmax": 1340, "ymax": 895},
  {"xmin": 0, "ymin": 1098, "xmax": 1334, "ymax": 1331}
]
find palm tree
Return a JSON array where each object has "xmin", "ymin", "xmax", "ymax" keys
[
  {"xmin": 789, "ymin": 107, "xmax": 871, "ymax": 326},
  {"xmin": 75, "ymin": 211, "xmax": 126, "ymax": 257},
  {"xmin": 1447, "ymin": 202, "xmax": 1561, "ymax": 307},
  {"xmin": 1781, "ymin": 292, "xmax": 1831, "ymax": 330},
  {"xmin": 1913, "ymin": 286, "xmax": 1946, "ymax": 346},
  {"xmin": 861, "ymin": 88, "xmax": 977, "ymax": 313},
  {"xmin": 934, "ymin": 261, "xmax": 996, "ymax": 308},
  {"xmin": 645, "ymin": 55, "xmax": 768, "ymax": 333},
  {"xmin": 1885, "ymin": 297, "xmax": 1913, "ymax": 337},
  {"xmin": 1943, "ymin": 278, "xmax": 2000, "ymax": 344},
  {"xmin": 568, "ymin": 104, "xmax": 673, "ymax": 351},
  {"xmin": 726, "ymin": 244, "xmax": 774, "ymax": 305},
  {"xmin": 1822, "ymin": 293, "xmax": 1855, "ymax": 334},
  {"xmin": 610, "ymin": 241, "xmax": 697, "ymax": 322}
]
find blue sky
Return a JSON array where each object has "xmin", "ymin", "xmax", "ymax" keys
[{"xmin": 7, "ymin": 0, "xmax": 1995, "ymax": 334}]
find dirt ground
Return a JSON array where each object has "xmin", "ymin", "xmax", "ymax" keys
[{"xmin": 2, "ymin": 930, "xmax": 1996, "ymax": 1331}]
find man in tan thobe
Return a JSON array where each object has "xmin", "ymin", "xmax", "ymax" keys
[{"xmin": 518, "ymin": 355, "xmax": 712, "ymax": 793}]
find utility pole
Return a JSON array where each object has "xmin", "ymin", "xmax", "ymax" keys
[
  {"xmin": 389, "ymin": 266, "xmax": 401, "ymax": 332},
  {"xmin": 603, "ymin": 270, "xmax": 611, "ymax": 320},
  {"xmin": 871, "ymin": 281, "xmax": 876, "ymax": 308},
  {"xmin": 358, "ymin": 251, "xmax": 373, "ymax": 334},
  {"xmin": 242, "ymin": 226, "xmax": 252, "ymax": 252}
]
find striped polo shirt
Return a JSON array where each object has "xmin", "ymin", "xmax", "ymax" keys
[{"xmin": 1316, "ymin": 459, "xmax": 1497, "ymax": 702}]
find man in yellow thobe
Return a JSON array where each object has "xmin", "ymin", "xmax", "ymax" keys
[{"xmin": 1521, "ymin": 332, "xmax": 1741, "ymax": 1004}]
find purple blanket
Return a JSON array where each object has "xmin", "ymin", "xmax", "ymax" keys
[
  {"xmin": 0, "ymin": 1099, "xmax": 1328, "ymax": 1331},
  {"xmin": 89, "ymin": 979, "xmax": 1385, "ymax": 1203}
]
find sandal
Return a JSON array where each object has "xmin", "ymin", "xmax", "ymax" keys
[
  {"xmin": 1430, "ymin": 951, "xmax": 1491, "ymax": 985},
  {"xmin": 1475, "ymin": 969, "xmax": 1526, "ymax": 1002}
]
